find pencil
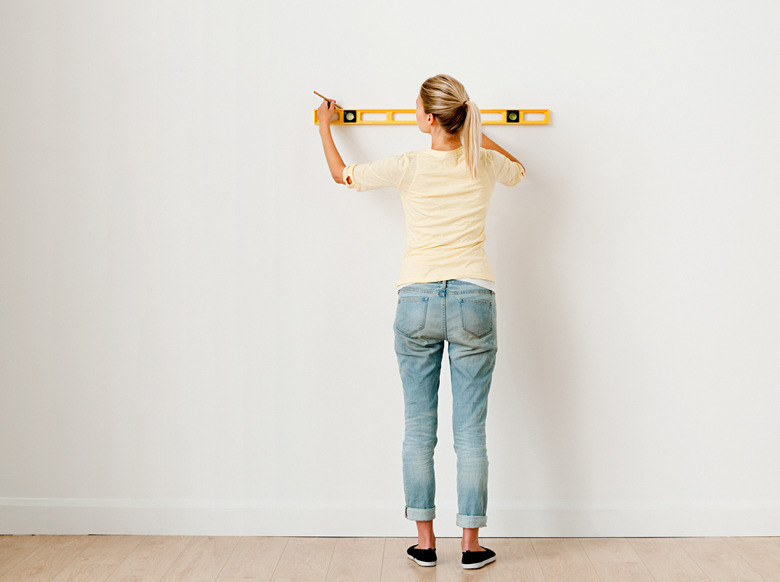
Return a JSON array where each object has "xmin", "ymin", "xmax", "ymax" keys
[{"xmin": 314, "ymin": 91, "xmax": 343, "ymax": 109}]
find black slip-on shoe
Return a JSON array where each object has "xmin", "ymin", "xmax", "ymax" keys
[
  {"xmin": 462, "ymin": 547, "xmax": 497, "ymax": 569},
  {"xmin": 407, "ymin": 544, "xmax": 437, "ymax": 567}
]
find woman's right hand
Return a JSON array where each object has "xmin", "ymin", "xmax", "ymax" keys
[{"xmin": 318, "ymin": 99, "xmax": 337, "ymax": 129}]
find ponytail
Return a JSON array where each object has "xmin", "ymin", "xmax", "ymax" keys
[
  {"xmin": 462, "ymin": 100, "xmax": 482, "ymax": 181},
  {"xmin": 419, "ymin": 74, "xmax": 483, "ymax": 180}
]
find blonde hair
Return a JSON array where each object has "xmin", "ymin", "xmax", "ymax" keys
[{"xmin": 419, "ymin": 74, "xmax": 482, "ymax": 180}]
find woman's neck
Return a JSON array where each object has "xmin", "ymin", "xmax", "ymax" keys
[{"xmin": 430, "ymin": 126, "xmax": 461, "ymax": 151}]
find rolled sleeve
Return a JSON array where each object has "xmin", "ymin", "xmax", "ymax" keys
[
  {"xmin": 341, "ymin": 154, "xmax": 409, "ymax": 192},
  {"xmin": 490, "ymin": 149, "xmax": 525, "ymax": 187},
  {"xmin": 343, "ymin": 164, "xmax": 358, "ymax": 189}
]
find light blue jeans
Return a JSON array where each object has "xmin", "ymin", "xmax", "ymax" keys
[{"xmin": 393, "ymin": 279, "xmax": 497, "ymax": 528}]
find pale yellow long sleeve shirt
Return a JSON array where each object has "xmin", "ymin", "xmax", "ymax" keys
[{"xmin": 343, "ymin": 145, "xmax": 524, "ymax": 287}]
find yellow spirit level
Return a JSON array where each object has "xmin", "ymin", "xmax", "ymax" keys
[{"xmin": 314, "ymin": 108, "xmax": 549, "ymax": 125}]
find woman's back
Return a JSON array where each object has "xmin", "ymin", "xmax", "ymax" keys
[{"xmin": 343, "ymin": 144, "xmax": 524, "ymax": 285}]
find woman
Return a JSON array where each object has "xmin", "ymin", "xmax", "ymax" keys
[{"xmin": 317, "ymin": 74, "xmax": 525, "ymax": 570}]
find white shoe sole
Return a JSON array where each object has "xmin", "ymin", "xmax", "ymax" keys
[
  {"xmin": 407, "ymin": 554, "xmax": 436, "ymax": 567},
  {"xmin": 462, "ymin": 555, "xmax": 496, "ymax": 569}
]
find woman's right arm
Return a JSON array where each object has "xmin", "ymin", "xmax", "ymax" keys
[
  {"xmin": 481, "ymin": 132, "xmax": 524, "ymax": 172},
  {"xmin": 318, "ymin": 100, "xmax": 350, "ymax": 184}
]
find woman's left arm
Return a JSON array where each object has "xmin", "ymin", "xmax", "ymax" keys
[{"xmin": 318, "ymin": 100, "xmax": 351, "ymax": 185}]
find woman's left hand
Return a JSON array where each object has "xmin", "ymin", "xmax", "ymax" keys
[{"xmin": 318, "ymin": 99, "xmax": 337, "ymax": 128}]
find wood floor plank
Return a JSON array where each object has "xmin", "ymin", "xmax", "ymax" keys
[
  {"xmin": 215, "ymin": 537, "xmax": 288, "ymax": 582},
  {"xmin": 324, "ymin": 537, "xmax": 383, "ymax": 582},
  {"xmin": 50, "ymin": 536, "xmax": 145, "ymax": 582},
  {"xmin": 270, "ymin": 537, "xmax": 336, "ymax": 582},
  {"xmin": 678, "ymin": 537, "xmax": 766, "ymax": 582},
  {"xmin": 3, "ymin": 535, "xmax": 780, "ymax": 582},
  {"xmin": 728, "ymin": 537, "xmax": 780, "ymax": 582},
  {"xmin": 105, "ymin": 536, "xmax": 191, "ymax": 581},
  {"xmin": 0, "ymin": 535, "xmax": 48, "ymax": 579},
  {"xmin": 159, "ymin": 536, "xmax": 240, "ymax": 582},
  {"xmin": 531, "ymin": 538, "xmax": 601, "ymax": 582},
  {"xmin": 628, "ymin": 538, "xmax": 710, "ymax": 582},
  {"xmin": 1, "ymin": 535, "xmax": 97, "ymax": 582},
  {"xmin": 487, "ymin": 538, "xmax": 546, "ymax": 582},
  {"xmin": 580, "ymin": 538, "xmax": 655, "ymax": 582}
]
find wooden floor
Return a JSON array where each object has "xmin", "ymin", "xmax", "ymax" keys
[{"xmin": 2, "ymin": 536, "xmax": 780, "ymax": 581}]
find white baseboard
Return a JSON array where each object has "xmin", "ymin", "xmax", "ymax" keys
[{"xmin": 2, "ymin": 498, "xmax": 779, "ymax": 536}]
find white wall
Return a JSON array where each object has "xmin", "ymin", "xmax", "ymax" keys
[{"xmin": 2, "ymin": 0, "xmax": 780, "ymax": 536}]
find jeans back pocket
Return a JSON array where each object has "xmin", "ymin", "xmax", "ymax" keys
[
  {"xmin": 395, "ymin": 296, "xmax": 429, "ymax": 337},
  {"xmin": 459, "ymin": 298, "xmax": 493, "ymax": 338}
]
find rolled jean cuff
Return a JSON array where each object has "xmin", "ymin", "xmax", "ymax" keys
[
  {"xmin": 405, "ymin": 506, "xmax": 436, "ymax": 521},
  {"xmin": 456, "ymin": 514, "xmax": 487, "ymax": 528}
]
